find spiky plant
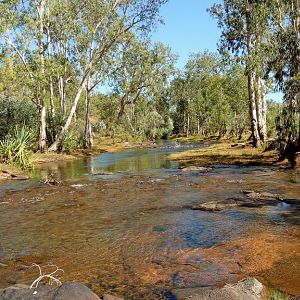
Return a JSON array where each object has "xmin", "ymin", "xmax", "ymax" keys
[{"xmin": 0, "ymin": 125, "xmax": 35, "ymax": 169}]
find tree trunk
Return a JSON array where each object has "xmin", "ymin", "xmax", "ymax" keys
[
  {"xmin": 39, "ymin": 104, "xmax": 47, "ymax": 151},
  {"xmin": 246, "ymin": 0, "xmax": 260, "ymax": 147},
  {"xmin": 58, "ymin": 76, "xmax": 66, "ymax": 118},
  {"xmin": 117, "ymin": 94, "xmax": 127, "ymax": 122},
  {"xmin": 260, "ymin": 77, "xmax": 267, "ymax": 141},
  {"xmin": 255, "ymin": 76, "xmax": 267, "ymax": 142},
  {"xmin": 57, "ymin": 41, "xmax": 66, "ymax": 118},
  {"xmin": 248, "ymin": 73, "xmax": 261, "ymax": 147},
  {"xmin": 46, "ymin": 9, "xmax": 55, "ymax": 119},
  {"xmin": 48, "ymin": 71, "xmax": 90, "ymax": 151},
  {"xmin": 37, "ymin": 0, "xmax": 47, "ymax": 152},
  {"xmin": 186, "ymin": 112, "xmax": 190, "ymax": 137},
  {"xmin": 84, "ymin": 76, "xmax": 93, "ymax": 149}
]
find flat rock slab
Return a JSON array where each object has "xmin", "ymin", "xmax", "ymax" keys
[
  {"xmin": 0, "ymin": 171, "xmax": 29, "ymax": 180},
  {"xmin": 174, "ymin": 278, "xmax": 265, "ymax": 300},
  {"xmin": 192, "ymin": 191, "xmax": 300, "ymax": 212},
  {"xmin": 192, "ymin": 201, "xmax": 239, "ymax": 211},
  {"xmin": 180, "ymin": 166, "xmax": 213, "ymax": 172},
  {"xmin": 242, "ymin": 191, "xmax": 282, "ymax": 200}
]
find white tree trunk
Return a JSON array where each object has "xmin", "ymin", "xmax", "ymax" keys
[
  {"xmin": 256, "ymin": 77, "xmax": 267, "ymax": 142},
  {"xmin": 248, "ymin": 73, "xmax": 261, "ymax": 147},
  {"xmin": 39, "ymin": 104, "xmax": 47, "ymax": 151},
  {"xmin": 46, "ymin": 10, "xmax": 55, "ymax": 119},
  {"xmin": 48, "ymin": 71, "xmax": 89, "ymax": 151},
  {"xmin": 246, "ymin": 1, "xmax": 260, "ymax": 147},
  {"xmin": 84, "ymin": 76, "xmax": 93, "ymax": 149},
  {"xmin": 58, "ymin": 76, "xmax": 66, "ymax": 118},
  {"xmin": 37, "ymin": 0, "xmax": 47, "ymax": 152}
]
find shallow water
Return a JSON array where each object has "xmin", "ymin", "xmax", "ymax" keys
[{"xmin": 0, "ymin": 142, "xmax": 299, "ymax": 299}]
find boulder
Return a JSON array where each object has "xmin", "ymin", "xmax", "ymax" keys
[
  {"xmin": 0, "ymin": 282, "xmax": 101, "ymax": 300},
  {"xmin": 53, "ymin": 282, "xmax": 100, "ymax": 300}
]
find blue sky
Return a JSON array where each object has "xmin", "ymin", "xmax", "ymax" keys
[
  {"xmin": 152, "ymin": 0, "xmax": 220, "ymax": 69},
  {"xmin": 151, "ymin": 0, "xmax": 283, "ymax": 102}
]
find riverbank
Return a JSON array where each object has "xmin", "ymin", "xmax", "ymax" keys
[
  {"xmin": 0, "ymin": 137, "xmax": 158, "ymax": 181},
  {"xmin": 0, "ymin": 135, "xmax": 289, "ymax": 181},
  {"xmin": 168, "ymin": 137, "xmax": 287, "ymax": 167}
]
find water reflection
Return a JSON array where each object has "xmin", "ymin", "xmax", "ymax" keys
[{"xmin": 31, "ymin": 145, "xmax": 183, "ymax": 180}]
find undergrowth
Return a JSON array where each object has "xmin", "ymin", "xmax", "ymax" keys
[{"xmin": 0, "ymin": 125, "xmax": 34, "ymax": 169}]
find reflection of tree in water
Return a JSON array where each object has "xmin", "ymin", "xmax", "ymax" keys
[
  {"xmin": 32, "ymin": 159, "xmax": 91, "ymax": 180},
  {"xmin": 93, "ymin": 152, "xmax": 172, "ymax": 173}
]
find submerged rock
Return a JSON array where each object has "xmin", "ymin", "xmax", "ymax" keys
[
  {"xmin": 173, "ymin": 278, "xmax": 265, "ymax": 300},
  {"xmin": 92, "ymin": 172, "xmax": 114, "ymax": 176},
  {"xmin": 180, "ymin": 166, "xmax": 213, "ymax": 172},
  {"xmin": 0, "ymin": 170, "xmax": 29, "ymax": 180},
  {"xmin": 191, "ymin": 201, "xmax": 239, "ymax": 211},
  {"xmin": 192, "ymin": 190, "xmax": 300, "ymax": 212},
  {"xmin": 242, "ymin": 190, "xmax": 282, "ymax": 201}
]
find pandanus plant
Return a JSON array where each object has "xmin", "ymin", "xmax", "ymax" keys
[{"xmin": 0, "ymin": 125, "xmax": 34, "ymax": 169}]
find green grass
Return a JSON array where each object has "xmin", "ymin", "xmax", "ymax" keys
[{"xmin": 269, "ymin": 289, "xmax": 291, "ymax": 300}]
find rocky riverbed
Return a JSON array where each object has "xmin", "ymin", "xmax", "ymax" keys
[{"xmin": 0, "ymin": 144, "xmax": 299, "ymax": 299}]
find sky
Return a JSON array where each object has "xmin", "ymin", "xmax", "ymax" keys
[
  {"xmin": 151, "ymin": 0, "xmax": 283, "ymax": 102},
  {"xmin": 151, "ymin": 0, "xmax": 221, "ymax": 69}
]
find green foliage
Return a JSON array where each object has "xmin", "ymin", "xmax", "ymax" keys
[
  {"xmin": 171, "ymin": 52, "xmax": 249, "ymax": 137},
  {"xmin": 265, "ymin": 0, "xmax": 300, "ymax": 143},
  {"xmin": 0, "ymin": 126, "xmax": 34, "ymax": 169},
  {"xmin": 267, "ymin": 100, "xmax": 282, "ymax": 137},
  {"xmin": 46, "ymin": 113, "xmax": 66, "ymax": 146},
  {"xmin": 0, "ymin": 99, "xmax": 38, "ymax": 139},
  {"xmin": 61, "ymin": 131, "xmax": 84, "ymax": 152}
]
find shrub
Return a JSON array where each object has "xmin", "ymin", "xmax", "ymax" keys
[
  {"xmin": 0, "ymin": 126, "xmax": 34, "ymax": 169},
  {"xmin": 0, "ymin": 99, "xmax": 38, "ymax": 139}
]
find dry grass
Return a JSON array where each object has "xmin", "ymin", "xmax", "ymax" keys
[
  {"xmin": 31, "ymin": 152, "xmax": 79, "ymax": 164},
  {"xmin": 168, "ymin": 142, "xmax": 282, "ymax": 166}
]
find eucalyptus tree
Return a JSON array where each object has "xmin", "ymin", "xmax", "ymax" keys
[
  {"xmin": 185, "ymin": 52, "xmax": 224, "ymax": 136},
  {"xmin": 266, "ymin": 0, "xmax": 300, "ymax": 145},
  {"xmin": 0, "ymin": 0, "xmax": 168, "ymax": 151},
  {"xmin": 210, "ymin": 0, "xmax": 270, "ymax": 146},
  {"xmin": 0, "ymin": 0, "xmax": 51, "ymax": 151},
  {"xmin": 48, "ymin": 0, "xmax": 168, "ymax": 151},
  {"xmin": 171, "ymin": 51, "xmax": 249, "ymax": 138},
  {"xmin": 109, "ymin": 37, "xmax": 176, "ymax": 136},
  {"xmin": 223, "ymin": 61, "xmax": 249, "ymax": 138}
]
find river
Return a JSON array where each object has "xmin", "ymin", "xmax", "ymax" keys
[{"xmin": 0, "ymin": 142, "xmax": 299, "ymax": 299}]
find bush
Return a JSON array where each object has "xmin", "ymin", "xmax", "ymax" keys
[
  {"xmin": 0, "ymin": 99, "xmax": 38, "ymax": 139},
  {"xmin": 61, "ymin": 131, "xmax": 84, "ymax": 151},
  {"xmin": 0, "ymin": 126, "xmax": 34, "ymax": 169}
]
